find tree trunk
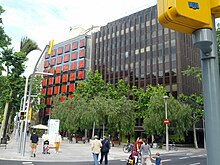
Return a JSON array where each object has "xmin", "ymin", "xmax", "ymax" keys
[
  {"xmin": 102, "ymin": 123, "xmax": 105, "ymax": 137},
  {"xmin": 92, "ymin": 122, "xmax": 95, "ymax": 138},
  {"xmin": 0, "ymin": 102, "xmax": 10, "ymax": 138},
  {"xmin": 0, "ymin": 90, "xmax": 13, "ymax": 139},
  {"xmin": 193, "ymin": 122, "xmax": 199, "ymax": 149}
]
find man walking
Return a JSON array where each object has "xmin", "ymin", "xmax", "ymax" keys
[
  {"xmin": 100, "ymin": 136, "xmax": 110, "ymax": 165},
  {"xmin": 91, "ymin": 135, "xmax": 102, "ymax": 165},
  {"xmin": 30, "ymin": 129, "xmax": 39, "ymax": 157},
  {"xmin": 140, "ymin": 138, "xmax": 151, "ymax": 165}
]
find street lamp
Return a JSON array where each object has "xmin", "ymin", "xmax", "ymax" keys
[
  {"xmin": 20, "ymin": 71, "xmax": 53, "ymax": 156},
  {"xmin": 163, "ymin": 95, "xmax": 169, "ymax": 152}
]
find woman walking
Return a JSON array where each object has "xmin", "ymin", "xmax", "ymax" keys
[{"xmin": 54, "ymin": 132, "xmax": 62, "ymax": 153}]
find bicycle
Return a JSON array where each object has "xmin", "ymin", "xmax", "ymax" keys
[
  {"xmin": 123, "ymin": 142, "xmax": 134, "ymax": 153},
  {"xmin": 169, "ymin": 143, "xmax": 178, "ymax": 151}
]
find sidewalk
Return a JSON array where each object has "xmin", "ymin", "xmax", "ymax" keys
[{"xmin": 0, "ymin": 138, "xmax": 204, "ymax": 162}]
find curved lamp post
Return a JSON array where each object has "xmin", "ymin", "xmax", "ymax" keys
[{"xmin": 21, "ymin": 41, "xmax": 54, "ymax": 156}]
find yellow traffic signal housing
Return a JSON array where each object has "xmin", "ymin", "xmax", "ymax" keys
[
  {"xmin": 28, "ymin": 108, "xmax": 32, "ymax": 121},
  {"xmin": 158, "ymin": 0, "xmax": 212, "ymax": 34},
  {"xmin": 211, "ymin": 0, "xmax": 220, "ymax": 18},
  {"xmin": 47, "ymin": 39, "xmax": 54, "ymax": 55}
]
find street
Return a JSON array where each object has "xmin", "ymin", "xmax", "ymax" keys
[{"xmin": 0, "ymin": 150, "xmax": 207, "ymax": 165}]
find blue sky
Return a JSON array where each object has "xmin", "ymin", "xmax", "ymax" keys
[{"xmin": 1, "ymin": 0, "xmax": 157, "ymax": 75}]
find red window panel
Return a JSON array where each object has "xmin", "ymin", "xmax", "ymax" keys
[
  {"xmin": 57, "ymin": 56, "xmax": 62, "ymax": 64},
  {"xmin": 65, "ymin": 44, "xmax": 70, "ymax": 52},
  {"xmin": 55, "ymin": 76, "xmax": 60, "ymax": 84},
  {"xmin": 42, "ymin": 79, "xmax": 47, "ymax": 87},
  {"xmin": 79, "ymin": 39, "xmax": 85, "ymax": 47},
  {"xmin": 49, "ymin": 67, "xmax": 54, "ymax": 74},
  {"xmin": 56, "ymin": 66, "xmax": 61, "ymax": 74},
  {"xmin": 63, "ymin": 64, "xmax": 68, "ymax": 72},
  {"xmin": 68, "ymin": 94, "xmax": 73, "ymax": 99},
  {"xmin": 47, "ymin": 87, "xmax": 52, "ymax": 95},
  {"xmin": 50, "ymin": 58, "xmax": 56, "ymax": 66},
  {"xmin": 68, "ymin": 83, "xmax": 75, "ymax": 92},
  {"xmin": 51, "ymin": 49, "xmax": 56, "ymax": 57},
  {"xmin": 45, "ymin": 108, "xmax": 50, "ymax": 116},
  {"xmin": 71, "ymin": 52, "xmax": 77, "ymax": 61},
  {"xmin": 58, "ymin": 47, "xmax": 63, "ymax": 55},
  {"xmin": 44, "ymin": 61, "xmax": 49, "ymax": 68},
  {"xmin": 64, "ymin": 54, "xmax": 69, "ymax": 63},
  {"xmin": 41, "ymin": 88, "xmax": 46, "ymax": 94},
  {"xmin": 43, "ymin": 69, "xmax": 49, "ymax": 78},
  {"xmin": 78, "ymin": 60, "xmax": 85, "ymax": 69},
  {"xmin": 79, "ymin": 49, "xmax": 85, "ymax": 58},
  {"xmin": 48, "ymin": 77, "xmax": 53, "ymax": 85},
  {"xmin": 62, "ymin": 74, "xmax": 68, "ymax": 83},
  {"xmin": 61, "ymin": 85, "xmax": 67, "ymax": 93},
  {"xmin": 46, "ymin": 97, "xmax": 51, "ymax": 105},
  {"xmin": 69, "ymin": 72, "xmax": 76, "ymax": 81},
  {"xmin": 53, "ymin": 86, "xmax": 59, "ymax": 94},
  {"xmin": 60, "ymin": 96, "xmax": 65, "ymax": 102},
  {"xmin": 72, "ymin": 41, "xmax": 78, "ymax": 50},
  {"xmin": 45, "ymin": 52, "xmax": 49, "ymax": 59},
  {"xmin": 77, "ymin": 70, "xmax": 84, "ymax": 80},
  {"xmin": 70, "ymin": 62, "xmax": 76, "ymax": 70}
]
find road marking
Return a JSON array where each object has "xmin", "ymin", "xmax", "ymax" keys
[
  {"xmin": 189, "ymin": 163, "xmax": 200, "ymax": 165},
  {"xmin": 22, "ymin": 162, "xmax": 33, "ymax": 164},
  {"xmin": 162, "ymin": 159, "xmax": 171, "ymax": 162},
  {"xmin": 179, "ymin": 157, "xmax": 189, "ymax": 159}
]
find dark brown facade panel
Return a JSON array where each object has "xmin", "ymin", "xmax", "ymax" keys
[{"xmin": 91, "ymin": 5, "xmax": 201, "ymax": 97}]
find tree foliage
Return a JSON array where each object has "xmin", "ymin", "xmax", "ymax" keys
[{"xmin": 51, "ymin": 71, "xmax": 136, "ymax": 135}]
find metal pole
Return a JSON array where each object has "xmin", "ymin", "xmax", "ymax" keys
[
  {"xmin": 203, "ymin": 117, "xmax": 206, "ymax": 149},
  {"xmin": 20, "ymin": 75, "xmax": 29, "ymax": 155},
  {"xmin": 18, "ymin": 121, "xmax": 24, "ymax": 153},
  {"xmin": 164, "ymin": 96, "xmax": 169, "ymax": 152},
  {"xmin": 21, "ymin": 45, "xmax": 49, "ymax": 156},
  {"xmin": 192, "ymin": 15, "xmax": 220, "ymax": 165}
]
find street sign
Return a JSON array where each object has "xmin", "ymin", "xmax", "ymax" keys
[
  {"xmin": 157, "ymin": 0, "xmax": 212, "ymax": 34},
  {"xmin": 164, "ymin": 118, "xmax": 169, "ymax": 124}
]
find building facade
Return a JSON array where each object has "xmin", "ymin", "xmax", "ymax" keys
[
  {"xmin": 91, "ymin": 5, "xmax": 202, "ymax": 98},
  {"xmin": 40, "ymin": 35, "xmax": 91, "ymax": 124}
]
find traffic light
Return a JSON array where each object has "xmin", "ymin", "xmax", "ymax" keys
[
  {"xmin": 157, "ymin": 0, "xmax": 212, "ymax": 34},
  {"xmin": 19, "ymin": 112, "xmax": 26, "ymax": 120},
  {"xmin": 210, "ymin": 0, "xmax": 220, "ymax": 18},
  {"xmin": 47, "ymin": 39, "xmax": 54, "ymax": 55}
]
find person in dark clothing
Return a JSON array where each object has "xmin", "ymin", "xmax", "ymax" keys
[
  {"xmin": 99, "ymin": 136, "xmax": 110, "ymax": 165},
  {"xmin": 30, "ymin": 130, "xmax": 39, "ymax": 157}
]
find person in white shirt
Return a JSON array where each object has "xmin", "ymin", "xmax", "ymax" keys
[
  {"xmin": 54, "ymin": 132, "xmax": 62, "ymax": 153},
  {"xmin": 91, "ymin": 135, "xmax": 102, "ymax": 165}
]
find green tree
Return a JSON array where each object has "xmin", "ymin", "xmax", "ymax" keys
[
  {"xmin": 51, "ymin": 71, "xmax": 136, "ymax": 138},
  {"xmin": 178, "ymin": 93, "xmax": 203, "ymax": 148},
  {"xmin": 143, "ymin": 93, "xmax": 193, "ymax": 142},
  {"xmin": 0, "ymin": 5, "xmax": 40, "ymax": 137}
]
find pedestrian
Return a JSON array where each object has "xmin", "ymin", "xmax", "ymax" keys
[
  {"xmin": 30, "ymin": 129, "xmax": 39, "ymax": 157},
  {"xmin": 42, "ymin": 130, "xmax": 49, "ymax": 153},
  {"xmin": 140, "ymin": 138, "xmax": 151, "ymax": 165},
  {"xmin": 132, "ymin": 137, "xmax": 143, "ymax": 163},
  {"xmin": 99, "ymin": 136, "xmax": 110, "ymax": 165},
  {"xmin": 54, "ymin": 132, "xmax": 62, "ymax": 153},
  {"xmin": 151, "ymin": 152, "xmax": 163, "ymax": 165},
  {"xmin": 91, "ymin": 135, "xmax": 102, "ymax": 165}
]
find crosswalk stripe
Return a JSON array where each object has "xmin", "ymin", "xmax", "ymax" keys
[
  {"xmin": 22, "ymin": 162, "xmax": 33, "ymax": 164},
  {"xmin": 179, "ymin": 157, "xmax": 189, "ymax": 159},
  {"xmin": 189, "ymin": 162, "xmax": 200, "ymax": 165}
]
